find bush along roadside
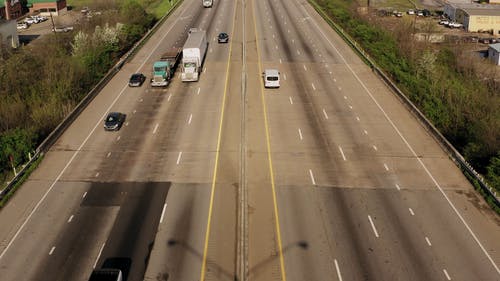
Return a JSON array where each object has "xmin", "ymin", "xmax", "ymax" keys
[{"xmin": 309, "ymin": 0, "xmax": 500, "ymax": 211}]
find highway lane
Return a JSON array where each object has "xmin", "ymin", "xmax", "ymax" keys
[{"xmin": 253, "ymin": 0, "xmax": 500, "ymax": 280}]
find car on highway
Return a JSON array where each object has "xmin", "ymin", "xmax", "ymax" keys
[
  {"xmin": 262, "ymin": 69, "xmax": 280, "ymax": 88},
  {"xmin": 128, "ymin": 73, "xmax": 146, "ymax": 87},
  {"xmin": 217, "ymin": 32, "xmax": 229, "ymax": 43},
  {"xmin": 104, "ymin": 112, "xmax": 126, "ymax": 131}
]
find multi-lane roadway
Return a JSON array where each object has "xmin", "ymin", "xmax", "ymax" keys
[{"xmin": 0, "ymin": 0, "xmax": 498, "ymax": 280}]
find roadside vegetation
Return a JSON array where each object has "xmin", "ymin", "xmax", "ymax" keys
[
  {"xmin": 0, "ymin": 0, "xmax": 176, "ymax": 185},
  {"xmin": 311, "ymin": 0, "xmax": 500, "ymax": 202}
]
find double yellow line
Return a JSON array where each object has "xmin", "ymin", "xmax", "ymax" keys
[{"xmin": 200, "ymin": 0, "xmax": 287, "ymax": 280}]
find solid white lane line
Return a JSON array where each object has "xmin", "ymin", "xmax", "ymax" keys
[
  {"xmin": 68, "ymin": 215, "xmax": 74, "ymax": 223},
  {"xmin": 94, "ymin": 243, "xmax": 105, "ymax": 269},
  {"xmin": 303, "ymin": 64, "xmax": 307, "ymax": 71},
  {"xmin": 384, "ymin": 164, "xmax": 389, "ymax": 171},
  {"xmin": 338, "ymin": 146, "xmax": 346, "ymax": 161},
  {"xmin": 334, "ymin": 259, "xmax": 343, "ymax": 281},
  {"xmin": 323, "ymin": 109, "xmax": 329, "ymax": 119},
  {"xmin": 372, "ymin": 145, "xmax": 378, "ymax": 151},
  {"xmin": 395, "ymin": 183, "xmax": 401, "ymax": 190},
  {"xmin": 95, "ymin": 172, "xmax": 99, "ymax": 177},
  {"xmin": 197, "ymin": 87, "xmax": 201, "ymax": 95},
  {"xmin": 107, "ymin": 152, "xmax": 111, "ymax": 158},
  {"xmin": 425, "ymin": 236, "xmax": 432, "ymax": 246},
  {"xmin": 116, "ymin": 136, "xmax": 121, "ymax": 141},
  {"xmin": 356, "ymin": 116, "xmax": 360, "ymax": 121},
  {"xmin": 188, "ymin": 114, "xmax": 193, "ymax": 125},
  {"xmin": 368, "ymin": 215, "xmax": 379, "ymax": 238},
  {"xmin": 311, "ymin": 83, "xmax": 316, "ymax": 90},
  {"xmin": 298, "ymin": 128, "xmax": 303, "ymax": 140},
  {"xmin": 168, "ymin": 94, "xmax": 172, "ymax": 101},
  {"xmin": 176, "ymin": 152, "xmax": 183, "ymax": 165},
  {"xmin": 409, "ymin": 208, "xmax": 415, "ymax": 216},
  {"xmin": 153, "ymin": 123, "xmax": 159, "ymax": 134},
  {"xmin": 443, "ymin": 269, "xmax": 451, "ymax": 280},
  {"xmin": 160, "ymin": 203, "xmax": 167, "ymax": 224},
  {"xmin": 309, "ymin": 169, "xmax": 316, "ymax": 185},
  {"xmin": 289, "ymin": 96, "xmax": 293, "ymax": 104},
  {"xmin": 83, "ymin": 192, "xmax": 87, "ymax": 198},
  {"xmin": 49, "ymin": 246, "xmax": 55, "ymax": 255}
]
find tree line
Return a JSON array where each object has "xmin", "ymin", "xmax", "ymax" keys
[
  {"xmin": 0, "ymin": 0, "xmax": 155, "ymax": 182},
  {"xmin": 314, "ymin": 0, "xmax": 500, "ymax": 195}
]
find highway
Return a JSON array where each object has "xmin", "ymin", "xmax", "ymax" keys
[{"xmin": 0, "ymin": 0, "xmax": 499, "ymax": 280}]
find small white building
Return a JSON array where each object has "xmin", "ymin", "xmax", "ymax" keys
[
  {"xmin": 0, "ymin": 19, "xmax": 19, "ymax": 48},
  {"xmin": 488, "ymin": 43, "xmax": 500, "ymax": 65}
]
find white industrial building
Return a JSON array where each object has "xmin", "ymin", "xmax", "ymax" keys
[{"xmin": 444, "ymin": 3, "xmax": 500, "ymax": 34}]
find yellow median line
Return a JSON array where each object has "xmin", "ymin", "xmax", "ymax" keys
[
  {"xmin": 252, "ymin": 0, "xmax": 287, "ymax": 280},
  {"xmin": 199, "ymin": 1, "xmax": 238, "ymax": 280}
]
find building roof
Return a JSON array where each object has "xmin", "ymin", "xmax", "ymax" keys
[
  {"xmin": 461, "ymin": 7, "xmax": 500, "ymax": 16},
  {"xmin": 490, "ymin": 43, "xmax": 500, "ymax": 52}
]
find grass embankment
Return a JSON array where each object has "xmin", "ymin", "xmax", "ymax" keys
[{"xmin": 311, "ymin": 0, "xmax": 500, "ymax": 211}]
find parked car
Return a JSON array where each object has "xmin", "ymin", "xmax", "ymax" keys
[
  {"xmin": 104, "ymin": 112, "xmax": 126, "ymax": 131},
  {"xmin": 32, "ymin": 15, "xmax": 47, "ymax": 22},
  {"xmin": 218, "ymin": 32, "xmax": 229, "ymax": 43},
  {"xmin": 16, "ymin": 22, "xmax": 29, "ymax": 30},
  {"xmin": 439, "ymin": 19, "xmax": 449, "ymax": 25},
  {"xmin": 128, "ymin": 73, "xmax": 146, "ymax": 87},
  {"xmin": 52, "ymin": 26, "xmax": 74, "ymax": 33},
  {"xmin": 407, "ymin": 9, "xmax": 415, "ymax": 15}
]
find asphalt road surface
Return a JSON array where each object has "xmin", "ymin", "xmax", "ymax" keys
[{"xmin": 0, "ymin": 0, "xmax": 499, "ymax": 280}]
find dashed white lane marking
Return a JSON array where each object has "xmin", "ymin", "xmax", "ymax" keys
[
  {"xmin": 203, "ymin": 67, "xmax": 207, "ymax": 73},
  {"xmin": 409, "ymin": 208, "xmax": 415, "ymax": 216},
  {"xmin": 68, "ymin": 215, "xmax": 74, "ymax": 223},
  {"xmin": 116, "ymin": 136, "xmax": 120, "ymax": 141},
  {"xmin": 309, "ymin": 169, "xmax": 316, "ymax": 185},
  {"xmin": 356, "ymin": 116, "xmax": 360, "ymax": 121},
  {"xmin": 368, "ymin": 215, "xmax": 379, "ymax": 238},
  {"xmin": 125, "ymin": 122, "xmax": 129, "ymax": 127},
  {"xmin": 168, "ymin": 94, "xmax": 172, "ymax": 101},
  {"xmin": 297, "ymin": 50, "xmax": 301, "ymax": 55},
  {"xmin": 395, "ymin": 183, "xmax": 401, "ymax": 190},
  {"xmin": 288, "ymin": 29, "xmax": 290, "ymax": 33},
  {"xmin": 343, "ymin": 96, "xmax": 347, "ymax": 99},
  {"xmin": 95, "ymin": 172, "xmax": 99, "ymax": 177},
  {"xmin": 94, "ymin": 243, "xmax": 105, "ymax": 269},
  {"xmin": 82, "ymin": 192, "xmax": 87, "ymax": 198},
  {"xmin": 160, "ymin": 203, "xmax": 167, "ymax": 224},
  {"xmin": 49, "ymin": 246, "xmax": 55, "ymax": 255},
  {"xmin": 283, "ymin": 73, "xmax": 287, "ymax": 80},
  {"xmin": 303, "ymin": 64, "xmax": 307, "ymax": 71},
  {"xmin": 210, "ymin": 48, "xmax": 213, "ymax": 53},
  {"xmin": 334, "ymin": 259, "xmax": 343, "ymax": 281},
  {"xmin": 176, "ymin": 152, "xmax": 183, "ymax": 165},
  {"xmin": 348, "ymin": 105, "xmax": 353, "ymax": 110},
  {"xmin": 197, "ymin": 87, "xmax": 201, "ymax": 95},
  {"xmin": 364, "ymin": 130, "xmax": 368, "ymax": 135},
  {"xmin": 322, "ymin": 109, "xmax": 329, "ymax": 119},
  {"xmin": 289, "ymin": 96, "xmax": 293, "ymax": 104},
  {"xmin": 140, "ymin": 98, "xmax": 143, "ymax": 102},
  {"xmin": 292, "ymin": 39, "xmax": 295, "ymax": 44},
  {"xmin": 338, "ymin": 87, "xmax": 342, "ymax": 91},
  {"xmin": 133, "ymin": 109, "xmax": 137, "ymax": 114},
  {"xmin": 298, "ymin": 128, "xmax": 303, "ymax": 140},
  {"xmin": 275, "ymin": 45, "xmax": 278, "ymax": 49},
  {"xmin": 280, "ymin": 58, "xmax": 282, "ymax": 64},
  {"xmin": 188, "ymin": 114, "xmax": 193, "ymax": 124},
  {"xmin": 311, "ymin": 83, "xmax": 316, "ymax": 90},
  {"xmin": 443, "ymin": 269, "xmax": 451, "ymax": 280},
  {"xmin": 338, "ymin": 146, "xmax": 346, "ymax": 161},
  {"xmin": 372, "ymin": 145, "xmax": 378, "ymax": 151},
  {"xmin": 384, "ymin": 164, "xmax": 389, "ymax": 171},
  {"xmin": 153, "ymin": 123, "xmax": 159, "ymax": 134},
  {"xmin": 107, "ymin": 152, "xmax": 111, "ymax": 158},
  {"xmin": 273, "ymin": 34, "xmax": 275, "ymax": 39},
  {"xmin": 425, "ymin": 236, "xmax": 432, "ymax": 246}
]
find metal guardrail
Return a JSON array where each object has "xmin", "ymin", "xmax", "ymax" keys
[
  {"xmin": 308, "ymin": 0, "xmax": 500, "ymax": 208},
  {"xmin": 0, "ymin": 0, "xmax": 183, "ymax": 203}
]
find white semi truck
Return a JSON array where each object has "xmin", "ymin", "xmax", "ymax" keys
[
  {"xmin": 181, "ymin": 28, "xmax": 208, "ymax": 82},
  {"xmin": 203, "ymin": 0, "xmax": 213, "ymax": 8}
]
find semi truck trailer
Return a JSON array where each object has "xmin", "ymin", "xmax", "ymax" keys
[{"xmin": 181, "ymin": 28, "xmax": 208, "ymax": 82}]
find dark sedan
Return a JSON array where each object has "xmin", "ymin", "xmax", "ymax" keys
[
  {"xmin": 104, "ymin": 112, "xmax": 126, "ymax": 131},
  {"xmin": 218, "ymin": 32, "xmax": 229, "ymax": 43},
  {"xmin": 128, "ymin": 73, "xmax": 146, "ymax": 87}
]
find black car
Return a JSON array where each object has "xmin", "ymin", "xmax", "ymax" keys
[
  {"xmin": 218, "ymin": 32, "xmax": 229, "ymax": 43},
  {"xmin": 104, "ymin": 112, "xmax": 126, "ymax": 131},
  {"xmin": 128, "ymin": 73, "xmax": 146, "ymax": 87}
]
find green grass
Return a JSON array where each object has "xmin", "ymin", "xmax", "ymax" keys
[{"xmin": 67, "ymin": 0, "xmax": 179, "ymax": 19}]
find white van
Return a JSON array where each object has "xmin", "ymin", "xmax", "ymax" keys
[{"xmin": 263, "ymin": 69, "xmax": 280, "ymax": 88}]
